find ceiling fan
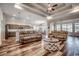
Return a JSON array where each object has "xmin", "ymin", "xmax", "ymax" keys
[{"xmin": 47, "ymin": 3, "xmax": 58, "ymax": 13}]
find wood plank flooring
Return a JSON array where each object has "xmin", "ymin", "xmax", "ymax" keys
[
  {"xmin": 1, "ymin": 36, "xmax": 79, "ymax": 56},
  {"xmin": 0, "ymin": 41, "xmax": 45, "ymax": 56},
  {"xmin": 64, "ymin": 36, "xmax": 79, "ymax": 56},
  {"xmin": 0, "ymin": 37, "xmax": 63, "ymax": 56}
]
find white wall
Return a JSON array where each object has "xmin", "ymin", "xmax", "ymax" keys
[
  {"xmin": 0, "ymin": 9, "xmax": 5, "ymax": 46},
  {"xmin": 0, "ymin": 9, "xmax": 2, "ymax": 45},
  {"xmin": 5, "ymin": 15, "xmax": 28, "ymax": 25}
]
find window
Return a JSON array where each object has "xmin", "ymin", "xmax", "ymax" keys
[
  {"xmin": 53, "ymin": 23, "xmax": 73, "ymax": 32},
  {"xmin": 56, "ymin": 24, "xmax": 61, "ymax": 31},
  {"xmin": 66, "ymin": 23, "xmax": 72, "ymax": 32},
  {"xmin": 62, "ymin": 24, "xmax": 67, "ymax": 31},
  {"xmin": 75, "ymin": 23, "xmax": 79, "ymax": 32},
  {"xmin": 61, "ymin": 23, "xmax": 72, "ymax": 32},
  {"xmin": 50, "ymin": 23, "xmax": 54, "ymax": 31},
  {"xmin": 51, "ymin": 25, "xmax": 54, "ymax": 31}
]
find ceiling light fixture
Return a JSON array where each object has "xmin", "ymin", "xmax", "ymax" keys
[
  {"xmin": 14, "ymin": 3, "xmax": 23, "ymax": 10},
  {"xmin": 35, "ymin": 20, "xmax": 45, "ymax": 24},
  {"xmin": 47, "ymin": 3, "xmax": 58, "ymax": 13},
  {"xmin": 46, "ymin": 16, "xmax": 52, "ymax": 20}
]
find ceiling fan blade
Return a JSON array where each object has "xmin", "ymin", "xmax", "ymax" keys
[
  {"xmin": 52, "ymin": 4, "xmax": 58, "ymax": 7},
  {"xmin": 52, "ymin": 8, "xmax": 55, "ymax": 11}
]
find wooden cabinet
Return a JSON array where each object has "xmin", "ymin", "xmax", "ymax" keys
[{"xmin": 5, "ymin": 24, "xmax": 33, "ymax": 39}]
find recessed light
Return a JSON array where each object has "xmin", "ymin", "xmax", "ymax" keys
[{"xmin": 14, "ymin": 3, "xmax": 23, "ymax": 10}]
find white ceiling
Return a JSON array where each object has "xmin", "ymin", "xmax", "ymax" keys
[
  {"xmin": 0, "ymin": 3, "xmax": 46, "ymax": 25},
  {"xmin": 0, "ymin": 3, "xmax": 79, "ymax": 25}
]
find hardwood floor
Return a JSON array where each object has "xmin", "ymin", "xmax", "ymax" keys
[
  {"xmin": 64, "ymin": 36, "xmax": 79, "ymax": 56},
  {"xmin": 0, "ymin": 37, "xmax": 63, "ymax": 56},
  {"xmin": 0, "ymin": 38, "xmax": 45, "ymax": 56}
]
